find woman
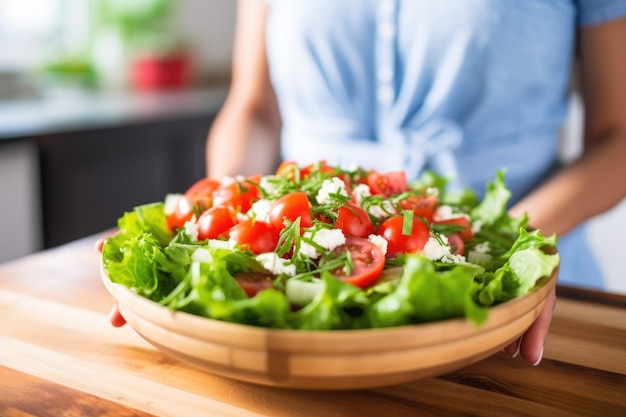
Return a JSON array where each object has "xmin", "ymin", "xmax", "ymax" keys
[{"xmin": 202, "ymin": 0, "xmax": 626, "ymax": 365}]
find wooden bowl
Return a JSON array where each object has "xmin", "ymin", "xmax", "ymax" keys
[{"xmin": 101, "ymin": 263, "xmax": 558, "ymax": 390}]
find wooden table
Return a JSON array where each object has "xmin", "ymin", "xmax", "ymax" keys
[{"xmin": 1, "ymin": 233, "xmax": 625, "ymax": 417}]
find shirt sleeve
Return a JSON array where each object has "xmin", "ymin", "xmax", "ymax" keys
[{"xmin": 577, "ymin": 0, "xmax": 626, "ymax": 26}]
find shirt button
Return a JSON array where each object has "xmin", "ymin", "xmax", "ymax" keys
[
  {"xmin": 377, "ymin": 86, "xmax": 394, "ymax": 104},
  {"xmin": 377, "ymin": 67, "xmax": 394, "ymax": 83}
]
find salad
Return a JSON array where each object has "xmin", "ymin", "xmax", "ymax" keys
[{"xmin": 101, "ymin": 160, "xmax": 559, "ymax": 330}]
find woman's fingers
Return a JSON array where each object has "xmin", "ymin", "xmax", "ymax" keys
[
  {"xmin": 504, "ymin": 336, "xmax": 522, "ymax": 358},
  {"xmin": 95, "ymin": 237, "xmax": 106, "ymax": 253},
  {"xmin": 108, "ymin": 304, "xmax": 127, "ymax": 327},
  {"xmin": 519, "ymin": 287, "xmax": 557, "ymax": 365},
  {"xmin": 504, "ymin": 287, "xmax": 557, "ymax": 365}
]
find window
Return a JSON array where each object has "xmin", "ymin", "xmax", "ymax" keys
[{"xmin": 0, "ymin": 0, "xmax": 92, "ymax": 71}]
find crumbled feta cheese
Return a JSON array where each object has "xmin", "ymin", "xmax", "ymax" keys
[
  {"xmin": 434, "ymin": 205, "xmax": 453, "ymax": 221},
  {"xmin": 316, "ymin": 177, "xmax": 349, "ymax": 204},
  {"xmin": 192, "ymin": 248, "xmax": 213, "ymax": 263},
  {"xmin": 434, "ymin": 205, "xmax": 470, "ymax": 222},
  {"xmin": 352, "ymin": 183, "xmax": 371, "ymax": 205},
  {"xmin": 260, "ymin": 176, "xmax": 280, "ymax": 197},
  {"xmin": 367, "ymin": 200, "xmax": 396, "ymax": 219},
  {"xmin": 299, "ymin": 242, "xmax": 319, "ymax": 259},
  {"xmin": 422, "ymin": 236, "xmax": 451, "ymax": 260},
  {"xmin": 467, "ymin": 241, "xmax": 492, "ymax": 263},
  {"xmin": 249, "ymin": 199, "xmax": 272, "ymax": 222},
  {"xmin": 422, "ymin": 235, "xmax": 466, "ymax": 264},
  {"xmin": 299, "ymin": 228, "xmax": 346, "ymax": 259},
  {"xmin": 368, "ymin": 234, "xmax": 388, "ymax": 256},
  {"xmin": 256, "ymin": 252, "xmax": 296, "ymax": 276},
  {"xmin": 474, "ymin": 241, "xmax": 490, "ymax": 253},
  {"xmin": 164, "ymin": 193, "xmax": 181, "ymax": 215},
  {"xmin": 471, "ymin": 219, "xmax": 483, "ymax": 234},
  {"xmin": 183, "ymin": 220, "xmax": 199, "ymax": 241}
]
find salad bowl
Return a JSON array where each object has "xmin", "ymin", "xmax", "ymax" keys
[{"xmin": 101, "ymin": 261, "xmax": 557, "ymax": 390}]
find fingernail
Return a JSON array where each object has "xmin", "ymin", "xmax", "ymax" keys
[
  {"xmin": 510, "ymin": 339, "xmax": 521, "ymax": 358},
  {"xmin": 532, "ymin": 347, "xmax": 544, "ymax": 366}
]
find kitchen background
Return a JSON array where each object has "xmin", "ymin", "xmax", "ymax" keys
[{"xmin": 0, "ymin": 0, "xmax": 624, "ymax": 293}]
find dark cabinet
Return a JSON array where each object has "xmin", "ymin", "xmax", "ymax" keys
[{"xmin": 37, "ymin": 115, "xmax": 213, "ymax": 248}]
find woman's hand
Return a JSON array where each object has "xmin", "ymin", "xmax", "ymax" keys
[
  {"xmin": 96, "ymin": 236, "xmax": 128, "ymax": 327},
  {"xmin": 503, "ymin": 287, "xmax": 556, "ymax": 365}
]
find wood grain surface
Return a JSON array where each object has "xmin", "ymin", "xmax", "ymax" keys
[{"xmin": 1, "ymin": 233, "xmax": 625, "ymax": 417}]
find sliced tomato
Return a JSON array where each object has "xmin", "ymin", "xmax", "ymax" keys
[
  {"xmin": 228, "ymin": 219, "xmax": 280, "ymax": 254},
  {"xmin": 197, "ymin": 206, "xmax": 238, "ymax": 240},
  {"xmin": 212, "ymin": 175, "xmax": 262, "ymax": 213},
  {"xmin": 435, "ymin": 216, "xmax": 474, "ymax": 240},
  {"xmin": 166, "ymin": 178, "xmax": 221, "ymax": 231},
  {"xmin": 275, "ymin": 160, "xmax": 300, "ymax": 181},
  {"xmin": 166, "ymin": 194, "xmax": 210, "ymax": 231},
  {"xmin": 367, "ymin": 170, "xmax": 408, "ymax": 197},
  {"xmin": 329, "ymin": 237, "xmax": 385, "ymax": 288},
  {"xmin": 447, "ymin": 233, "xmax": 465, "ymax": 255},
  {"xmin": 376, "ymin": 215, "xmax": 429, "ymax": 257},
  {"xmin": 269, "ymin": 192, "xmax": 313, "ymax": 230},
  {"xmin": 399, "ymin": 195, "xmax": 438, "ymax": 223},
  {"xmin": 166, "ymin": 195, "xmax": 193, "ymax": 231},
  {"xmin": 334, "ymin": 202, "xmax": 374, "ymax": 238},
  {"xmin": 233, "ymin": 272, "xmax": 275, "ymax": 297},
  {"xmin": 303, "ymin": 160, "xmax": 336, "ymax": 177}
]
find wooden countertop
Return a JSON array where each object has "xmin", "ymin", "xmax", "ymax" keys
[{"xmin": 1, "ymin": 233, "xmax": 625, "ymax": 417}]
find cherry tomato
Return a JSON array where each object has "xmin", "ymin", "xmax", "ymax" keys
[
  {"xmin": 166, "ymin": 178, "xmax": 221, "ymax": 231},
  {"xmin": 275, "ymin": 160, "xmax": 300, "ymax": 180},
  {"xmin": 269, "ymin": 192, "xmax": 313, "ymax": 230},
  {"xmin": 329, "ymin": 237, "xmax": 385, "ymax": 289},
  {"xmin": 367, "ymin": 170, "xmax": 408, "ymax": 197},
  {"xmin": 334, "ymin": 202, "xmax": 374, "ymax": 238},
  {"xmin": 197, "ymin": 206, "xmax": 238, "ymax": 240},
  {"xmin": 447, "ymin": 233, "xmax": 465, "ymax": 255},
  {"xmin": 166, "ymin": 195, "xmax": 196, "ymax": 231},
  {"xmin": 435, "ymin": 216, "xmax": 474, "ymax": 240},
  {"xmin": 303, "ymin": 160, "xmax": 336, "ymax": 177},
  {"xmin": 229, "ymin": 219, "xmax": 280, "ymax": 254},
  {"xmin": 212, "ymin": 175, "xmax": 262, "ymax": 213},
  {"xmin": 233, "ymin": 272, "xmax": 275, "ymax": 297},
  {"xmin": 377, "ymin": 215, "xmax": 429, "ymax": 257},
  {"xmin": 185, "ymin": 177, "xmax": 221, "ymax": 198},
  {"xmin": 399, "ymin": 195, "xmax": 439, "ymax": 223}
]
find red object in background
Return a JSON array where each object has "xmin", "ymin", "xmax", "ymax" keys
[{"xmin": 130, "ymin": 53, "xmax": 192, "ymax": 91}]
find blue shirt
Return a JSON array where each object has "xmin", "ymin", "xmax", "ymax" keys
[{"xmin": 265, "ymin": 0, "xmax": 626, "ymax": 289}]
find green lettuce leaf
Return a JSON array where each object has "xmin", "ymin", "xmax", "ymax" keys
[
  {"xmin": 370, "ymin": 255, "xmax": 488, "ymax": 327},
  {"xmin": 289, "ymin": 273, "xmax": 371, "ymax": 330}
]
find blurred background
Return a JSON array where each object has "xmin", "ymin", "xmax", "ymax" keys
[
  {"xmin": 0, "ymin": 0, "xmax": 235, "ymax": 259},
  {"xmin": 0, "ymin": 0, "xmax": 624, "ymax": 293},
  {"xmin": 0, "ymin": 0, "xmax": 235, "ymax": 93}
]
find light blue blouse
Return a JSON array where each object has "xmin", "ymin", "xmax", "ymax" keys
[{"xmin": 265, "ymin": 0, "xmax": 626, "ymax": 289}]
